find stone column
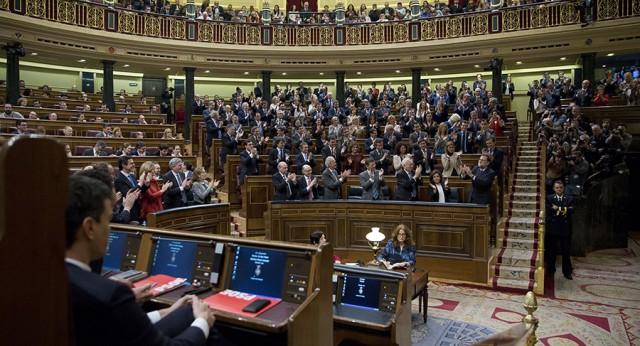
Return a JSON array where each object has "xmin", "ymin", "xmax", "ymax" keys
[
  {"xmin": 261, "ymin": 70, "xmax": 272, "ymax": 105},
  {"xmin": 184, "ymin": 67, "xmax": 196, "ymax": 142},
  {"xmin": 580, "ymin": 53, "xmax": 596, "ymax": 86},
  {"xmin": 101, "ymin": 60, "xmax": 116, "ymax": 111},
  {"xmin": 2, "ymin": 43, "xmax": 24, "ymax": 105},
  {"xmin": 411, "ymin": 68, "xmax": 422, "ymax": 108},
  {"xmin": 335, "ymin": 71, "xmax": 346, "ymax": 106}
]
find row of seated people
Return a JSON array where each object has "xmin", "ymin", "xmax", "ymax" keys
[
  {"xmin": 64, "ymin": 140, "xmax": 188, "ymax": 158},
  {"xmin": 11, "ymin": 106, "xmax": 164, "ymax": 124},
  {"xmin": 9, "ymin": 96, "xmax": 158, "ymax": 114},
  {"xmin": 0, "ymin": 82, "xmax": 153, "ymax": 103},
  {"xmin": 74, "ymin": 156, "xmax": 217, "ymax": 225},
  {"xmin": 4, "ymin": 120, "xmax": 177, "ymax": 140}
]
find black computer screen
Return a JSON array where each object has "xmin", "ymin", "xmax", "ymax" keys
[
  {"xmin": 103, "ymin": 231, "xmax": 129, "ymax": 271},
  {"xmin": 340, "ymin": 274, "xmax": 382, "ymax": 311},
  {"xmin": 150, "ymin": 238, "xmax": 198, "ymax": 283},
  {"xmin": 229, "ymin": 246, "xmax": 288, "ymax": 299}
]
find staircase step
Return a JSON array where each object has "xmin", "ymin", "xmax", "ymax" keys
[
  {"xmin": 505, "ymin": 217, "xmax": 539, "ymax": 229},
  {"xmin": 503, "ymin": 227, "xmax": 538, "ymax": 240},
  {"xmin": 508, "ymin": 192, "xmax": 538, "ymax": 201},
  {"xmin": 506, "ymin": 200, "xmax": 540, "ymax": 211},
  {"xmin": 511, "ymin": 185, "xmax": 540, "ymax": 194},
  {"xmin": 492, "ymin": 277, "xmax": 536, "ymax": 291},
  {"xmin": 508, "ymin": 208, "xmax": 539, "ymax": 218},
  {"xmin": 503, "ymin": 237, "xmax": 538, "ymax": 251},
  {"xmin": 495, "ymin": 248, "xmax": 538, "ymax": 267},
  {"xmin": 493, "ymin": 264, "xmax": 536, "ymax": 280}
]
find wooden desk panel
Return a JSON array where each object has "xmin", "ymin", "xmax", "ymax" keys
[
  {"xmin": 269, "ymin": 200, "xmax": 490, "ymax": 284},
  {"xmin": 146, "ymin": 204, "xmax": 231, "ymax": 235}
]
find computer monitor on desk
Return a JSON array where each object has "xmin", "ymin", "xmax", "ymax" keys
[
  {"xmin": 149, "ymin": 237, "xmax": 224, "ymax": 286},
  {"xmin": 103, "ymin": 230, "xmax": 142, "ymax": 272},
  {"xmin": 225, "ymin": 245, "xmax": 313, "ymax": 303}
]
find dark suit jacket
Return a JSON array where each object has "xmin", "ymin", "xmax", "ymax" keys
[
  {"xmin": 545, "ymin": 194, "xmax": 575, "ymax": 236},
  {"xmin": 295, "ymin": 152, "xmax": 316, "ymax": 174},
  {"xmin": 395, "ymin": 170, "xmax": 422, "ymax": 201},
  {"xmin": 321, "ymin": 145, "xmax": 342, "ymax": 170},
  {"xmin": 297, "ymin": 175, "xmax": 318, "ymax": 200},
  {"xmin": 455, "ymin": 131, "xmax": 476, "ymax": 154},
  {"xmin": 359, "ymin": 170, "xmax": 386, "ymax": 200},
  {"xmin": 67, "ymin": 262, "xmax": 206, "ymax": 346},
  {"xmin": 268, "ymin": 148, "xmax": 291, "ymax": 171},
  {"xmin": 163, "ymin": 171, "xmax": 188, "ymax": 210},
  {"xmin": 272, "ymin": 172, "xmax": 295, "ymax": 201},
  {"xmin": 82, "ymin": 148, "xmax": 107, "ymax": 156},
  {"xmin": 369, "ymin": 149, "xmax": 392, "ymax": 173},
  {"xmin": 113, "ymin": 172, "xmax": 148, "ymax": 222},
  {"xmin": 487, "ymin": 147, "xmax": 504, "ymax": 174},
  {"xmin": 463, "ymin": 166, "xmax": 496, "ymax": 205},
  {"xmin": 239, "ymin": 150, "xmax": 263, "ymax": 184},
  {"xmin": 411, "ymin": 148, "xmax": 436, "ymax": 174},
  {"xmin": 220, "ymin": 133, "xmax": 238, "ymax": 163}
]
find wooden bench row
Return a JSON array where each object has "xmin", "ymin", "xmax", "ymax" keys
[
  {"xmin": 0, "ymin": 119, "xmax": 175, "ymax": 139},
  {"xmin": 12, "ymin": 106, "xmax": 165, "ymax": 124},
  {"xmin": 66, "ymin": 155, "xmax": 197, "ymax": 172}
]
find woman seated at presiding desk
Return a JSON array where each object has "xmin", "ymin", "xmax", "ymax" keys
[
  {"xmin": 310, "ymin": 230, "xmax": 341, "ymax": 263},
  {"xmin": 377, "ymin": 224, "xmax": 416, "ymax": 269}
]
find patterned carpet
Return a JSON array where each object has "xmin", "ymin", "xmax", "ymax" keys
[{"xmin": 411, "ymin": 235, "xmax": 640, "ymax": 345}]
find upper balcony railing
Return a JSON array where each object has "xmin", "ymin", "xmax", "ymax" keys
[{"xmin": 1, "ymin": 0, "xmax": 638, "ymax": 47}]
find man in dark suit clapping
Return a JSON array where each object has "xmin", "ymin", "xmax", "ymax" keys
[
  {"xmin": 113, "ymin": 156, "xmax": 149, "ymax": 222},
  {"xmin": 163, "ymin": 158, "xmax": 192, "ymax": 210},
  {"xmin": 273, "ymin": 162, "xmax": 297, "ymax": 201},
  {"xmin": 297, "ymin": 164, "xmax": 319, "ymax": 200},
  {"xmin": 359, "ymin": 158, "xmax": 386, "ymax": 200},
  {"xmin": 395, "ymin": 157, "xmax": 422, "ymax": 201},
  {"xmin": 460, "ymin": 154, "xmax": 496, "ymax": 205}
]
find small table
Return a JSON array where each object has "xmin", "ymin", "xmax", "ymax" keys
[{"xmin": 408, "ymin": 268, "xmax": 429, "ymax": 323}]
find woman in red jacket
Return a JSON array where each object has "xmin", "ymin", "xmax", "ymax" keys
[
  {"xmin": 139, "ymin": 161, "xmax": 172, "ymax": 222},
  {"xmin": 592, "ymin": 85, "xmax": 609, "ymax": 106}
]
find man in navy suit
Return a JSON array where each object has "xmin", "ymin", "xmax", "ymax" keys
[
  {"xmin": 82, "ymin": 140, "xmax": 107, "ymax": 156},
  {"xmin": 455, "ymin": 121, "xmax": 476, "ymax": 154},
  {"xmin": 113, "ymin": 156, "xmax": 149, "ymax": 223},
  {"xmin": 461, "ymin": 154, "xmax": 496, "ymax": 205},
  {"xmin": 545, "ymin": 180, "xmax": 575, "ymax": 280},
  {"xmin": 484, "ymin": 136, "xmax": 504, "ymax": 175},
  {"xmin": 239, "ymin": 141, "xmax": 263, "ymax": 185},
  {"xmin": 65, "ymin": 175, "xmax": 215, "ymax": 346},
  {"xmin": 269, "ymin": 139, "xmax": 291, "ymax": 173},
  {"xmin": 295, "ymin": 143, "xmax": 316, "ymax": 175},
  {"xmin": 297, "ymin": 164, "xmax": 319, "ymax": 200}
]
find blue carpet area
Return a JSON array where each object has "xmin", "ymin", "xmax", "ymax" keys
[{"xmin": 412, "ymin": 315, "xmax": 496, "ymax": 346}]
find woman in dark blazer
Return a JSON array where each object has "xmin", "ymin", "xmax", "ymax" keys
[{"xmin": 428, "ymin": 169, "xmax": 451, "ymax": 203}]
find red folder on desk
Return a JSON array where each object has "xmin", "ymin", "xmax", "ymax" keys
[
  {"xmin": 204, "ymin": 289, "xmax": 281, "ymax": 317},
  {"xmin": 133, "ymin": 274, "xmax": 187, "ymax": 297}
]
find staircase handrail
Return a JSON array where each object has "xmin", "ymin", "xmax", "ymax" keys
[{"xmin": 538, "ymin": 143, "xmax": 546, "ymax": 293}]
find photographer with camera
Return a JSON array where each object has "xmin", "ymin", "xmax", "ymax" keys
[
  {"xmin": 546, "ymin": 150, "xmax": 567, "ymax": 195},
  {"xmin": 565, "ymin": 151, "xmax": 589, "ymax": 196}
]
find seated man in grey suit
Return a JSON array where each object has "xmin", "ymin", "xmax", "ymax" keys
[
  {"xmin": 65, "ymin": 175, "xmax": 216, "ymax": 345},
  {"xmin": 359, "ymin": 158, "xmax": 386, "ymax": 200},
  {"xmin": 460, "ymin": 154, "xmax": 496, "ymax": 205},
  {"xmin": 395, "ymin": 157, "xmax": 423, "ymax": 201},
  {"xmin": 322, "ymin": 156, "xmax": 351, "ymax": 200}
]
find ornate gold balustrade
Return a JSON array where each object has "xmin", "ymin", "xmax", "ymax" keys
[{"xmin": 0, "ymin": 0, "xmax": 638, "ymax": 46}]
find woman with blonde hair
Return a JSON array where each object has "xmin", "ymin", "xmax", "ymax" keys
[
  {"xmin": 162, "ymin": 128, "xmax": 176, "ymax": 139},
  {"xmin": 434, "ymin": 122, "xmax": 451, "ymax": 155},
  {"xmin": 112, "ymin": 127, "xmax": 123, "ymax": 139},
  {"xmin": 441, "ymin": 141, "xmax": 463, "ymax": 177},
  {"xmin": 191, "ymin": 167, "xmax": 220, "ymax": 204},
  {"xmin": 139, "ymin": 161, "xmax": 172, "ymax": 221}
]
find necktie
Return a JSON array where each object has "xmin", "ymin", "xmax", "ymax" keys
[
  {"xmin": 371, "ymin": 171, "xmax": 379, "ymax": 200},
  {"xmin": 128, "ymin": 174, "xmax": 136, "ymax": 188},
  {"xmin": 307, "ymin": 177, "xmax": 313, "ymax": 200},
  {"xmin": 462, "ymin": 132, "xmax": 466, "ymax": 152},
  {"xmin": 279, "ymin": 149, "xmax": 283, "ymax": 160},
  {"xmin": 332, "ymin": 147, "xmax": 335, "ymax": 156},
  {"xmin": 283, "ymin": 174, "xmax": 291, "ymax": 197},
  {"xmin": 409, "ymin": 171, "xmax": 417, "ymax": 199},
  {"xmin": 304, "ymin": 153, "xmax": 308, "ymax": 162},
  {"xmin": 176, "ymin": 173, "xmax": 187, "ymax": 204}
]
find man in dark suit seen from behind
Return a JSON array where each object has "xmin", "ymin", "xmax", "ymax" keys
[
  {"xmin": 83, "ymin": 140, "xmax": 108, "ymax": 156},
  {"xmin": 65, "ymin": 175, "xmax": 216, "ymax": 346},
  {"xmin": 113, "ymin": 156, "xmax": 149, "ymax": 223},
  {"xmin": 460, "ymin": 154, "xmax": 496, "ymax": 205},
  {"xmin": 163, "ymin": 157, "xmax": 192, "ymax": 210},
  {"xmin": 545, "ymin": 180, "xmax": 575, "ymax": 280}
]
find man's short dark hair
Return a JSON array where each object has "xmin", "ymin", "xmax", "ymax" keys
[
  {"xmin": 135, "ymin": 141, "xmax": 145, "ymax": 149},
  {"xmin": 184, "ymin": 160, "xmax": 193, "ymax": 171},
  {"xmin": 65, "ymin": 175, "xmax": 112, "ymax": 248},
  {"xmin": 15, "ymin": 119, "xmax": 26, "ymax": 126},
  {"xmin": 103, "ymin": 123, "xmax": 111, "ymax": 129},
  {"xmin": 118, "ymin": 156, "xmax": 131, "ymax": 170},
  {"xmin": 365, "ymin": 157, "xmax": 375, "ymax": 166},
  {"xmin": 95, "ymin": 140, "xmax": 106, "ymax": 148},
  {"xmin": 274, "ymin": 138, "xmax": 284, "ymax": 146},
  {"xmin": 159, "ymin": 144, "xmax": 169, "ymax": 150}
]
